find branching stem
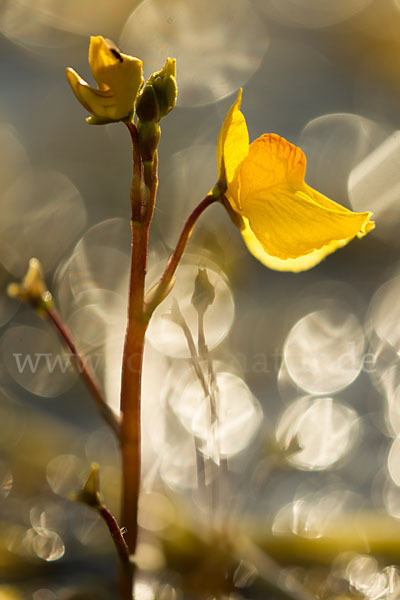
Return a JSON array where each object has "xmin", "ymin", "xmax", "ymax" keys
[{"xmin": 119, "ymin": 124, "xmax": 220, "ymax": 596}]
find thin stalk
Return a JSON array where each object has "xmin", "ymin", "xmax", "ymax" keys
[
  {"xmin": 168, "ymin": 301, "xmax": 208, "ymax": 500},
  {"xmin": 195, "ymin": 440, "xmax": 207, "ymax": 500},
  {"xmin": 145, "ymin": 193, "xmax": 218, "ymax": 316},
  {"xmin": 46, "ymin": 306, "xmax": 120, "ymax": 439},
  {"xmin": 169, "ymin": 300, "xmax": 208, "ymax": 397},
  {"xmin": 98, "ymin": 504, "xmax": 133, "ymax": 600},
  {"xmin": 197, "ymin": 310, "xmax": 218, "ymax": 424},
  {"xmin": 197, "ymin": 310, "xmax": 219, "ymax": 518},
  {"xmin": 119, "ymin": 221, "xmax": 148, "ymax": 556},
  {"xmin": 119, "ymin": 123, "xmax": 155, "ymax": 559}
]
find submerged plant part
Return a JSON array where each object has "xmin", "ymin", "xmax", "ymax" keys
[{"xmin": 217, "ymin": 90, "xmax": 374, "ymax": 272}]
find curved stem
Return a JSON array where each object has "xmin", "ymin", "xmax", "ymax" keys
[
  {"xmin": 145, "ymin": 192, "xmax": 219, "ymax": 316},
  {"xmin": 46, "ymin": 306, "xmax": 120, "ymax": 439}
]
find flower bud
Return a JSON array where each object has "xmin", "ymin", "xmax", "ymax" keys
[
  {"xmin": 7, "ymin": 258, "xmax": 53, "ymax": 314},
  {"xmin": 135, "ymin": 84, "xmax": 159, "ymax": 122},
  {"xmin": 135, "ymin": 58, "xmax": 177, "ymax": 123},
  {"xmin": 191, "ymin": 268, "xmax": 215, "ymax": 314},
  {"xmin": 137, "ymin": 120, "xmax": 161, "ymax": 162},
  {"xmin": 151, "ymin": 58, "xmax": 177, "ymax": 120},
  {"xmin": 71, "ymin": 463, "xmax": 102, "ymax": 509}
]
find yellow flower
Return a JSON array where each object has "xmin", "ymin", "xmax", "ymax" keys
[
  {"xmin": 66, "ymin": 36, "xmax": 143, "ymax": 124},
  {"xmin": 217, "ymin": 90, "xmax": 374, "ymax": 272}
]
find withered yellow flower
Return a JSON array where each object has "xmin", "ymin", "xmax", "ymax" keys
[
  {"xmin": 66, "ymin": 36, "xmax": 143, "ymax": 124},
  {"xmin": 217, "ymin": 90, "xmax": 374, "ymax": 272}
]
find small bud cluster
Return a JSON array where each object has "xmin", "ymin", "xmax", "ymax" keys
[
  {"xmin": 136, "ymin": 58, "xmax": 177, "ymax": 122},
  {"xmin": 136, "ymin": 58, "xmax": 177, "ymax": 163}
]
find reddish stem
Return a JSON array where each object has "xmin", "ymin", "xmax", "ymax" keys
[
  {"xmin": 145, "ymin": 193, "xmax": 218, "ymax": 316},
  {"xmin": 119, "ymin": 222, "xmax": 148, "ymax": 555},
  {"xmin": 119, "ymin": 124, "xmax": 217, "ymax": 569},
  {"xmin": 119, "ymin": 123, "xmax": 157, "ymax": 557},
  {"xmin": 46, "ymin": 306, "xmax": 120, "ymax": 439},
  {"xmin": 98, "ymin": 504, "xmax": 133, "ymax": 600}
]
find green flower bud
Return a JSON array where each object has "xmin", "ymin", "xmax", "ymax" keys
[
  {"xmin": 137, "ymin": 120, "xmax": 161, "ymax": 162},
  {"xmin": 135, "ymin": 58, "xmax": 177, "ymax": 123},
  {"xmin": 151, "ymin": 58, "xmax": 177, "ymax": 119},
  {"xmin": 136, "ymin": 84, "xmax": 159, "ymax": 122},
  {"xmin": 71, "ymin": 463, "xmax": 102, "ymax": 509}
]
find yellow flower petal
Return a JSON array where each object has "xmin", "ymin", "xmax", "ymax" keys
[
  {"xmin": 89, "ymin": 36, "xmax": 121, "ymax": 82},
  {"xmin": 89, "ymin": 37, "xmax": 143, "ymax": 106},
  {"xmin": 232, "ymin": 134, "xmax": 306, "ymax": 212},
  {"xmin": 303, "ymin": 185, "xmax": 375, "ymax": 238},
  {"xmin": 241, "ymin": 187, "xmax": 373, "ymax": 260},
  {"xmin": 66, "ymin": 36, "xmax": 143, "ymax": 122},
  {"xmin": 225, "ymin": 133, "xmax": 374, "ymax": 267},
  {"xmin": 66, "ymin": 67, "xmax": 116, "ymax": 119},
  {"xmin": 240, "ymin": 217, "xmax": 359, "ymax": 272},
  {"xmin": 217, "ymin": 89, "xmax": 249, "ymax": 190}
]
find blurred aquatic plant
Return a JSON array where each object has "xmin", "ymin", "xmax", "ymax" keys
[{"xmin": 6, "ymin": 34, "xmax": 376, "ymax": 600}]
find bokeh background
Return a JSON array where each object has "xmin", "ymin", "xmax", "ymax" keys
[{"xmin": 2, "ymin": 0, "xmax": 400, "ymax": 598}]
